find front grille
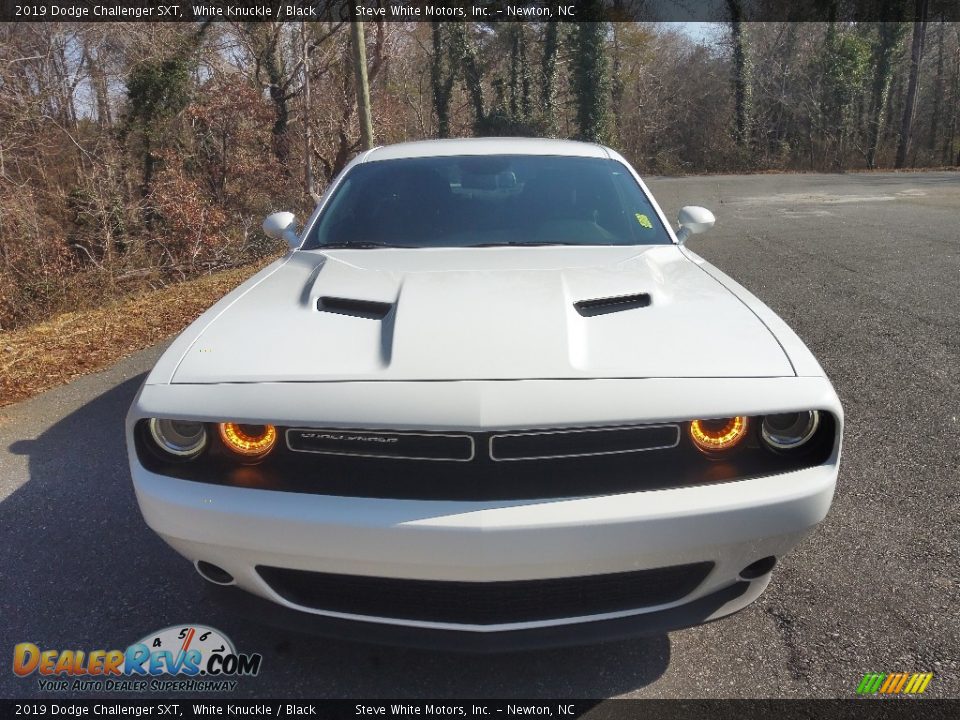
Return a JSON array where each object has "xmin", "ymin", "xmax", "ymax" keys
[
  {"xmin": 286, "ymin": 428, "xmax": 474, "ymax": 461},
  {"xmin": 136, "ymin": 414, "xmax": 837, "ymax": 501},
  {"xmin": 256, "ymin": 563, "xmax": 714, "ymax": 625},
  {"xmin": 490, "ymin": 425, "xmax": 679, "ymax": 461}
]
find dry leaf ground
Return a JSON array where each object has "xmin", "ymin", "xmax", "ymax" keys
[{"xmin": 0, "ymin": 260, "xmax": 273, "ymax": 408}]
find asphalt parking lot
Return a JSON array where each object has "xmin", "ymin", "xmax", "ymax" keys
[{"xmin": 1, "ymin": 171, "xmax": 957, "ymax": 699}]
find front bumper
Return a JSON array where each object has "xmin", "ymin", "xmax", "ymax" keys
[
  {"xmin": 130, "ymin": 461, "xmax": 836, "ymax": 646},
  {"xmin": 127, "ymin": 376, "xmax": 841, "ymax": 648}
]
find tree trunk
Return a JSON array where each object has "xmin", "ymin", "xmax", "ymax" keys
[
  {"xmin": 302, "ymin": 21, "xmax": 315, "ymax": 199},
  {"xmin": 84, "ymin": 42, "xmax": 112, "ymax": 128},
  {"xmin": 451, "ymin": 23, "xmax": 486, "ymax": 131},
  {"xmin": 727, "ymin": 0, "xmax": 751, "ymax": 148},
  {"xmin": 609, "ymin": 23, "xmax": 625, "ymax": 146},
  {"xmin": 519, "ymin": 28, "xmax": 531, "ymax": 122},
  {"xmin": 508, "ymin": 25, "xmax": 521, "ymax": 119},
  {"xmin": 895, "ymin": 0, "xmax": 929, "ymax": 168},
  {"xmin": 865, "ymin": 20, "xmax": 905, "ymax": 169},
  {"xmin": 430, "ymin": 23, "xmax": 454, "ymax": 139},
  {"xmin": 772, "ymin": 22, "xmax": 798, "ymax": 156},
  {"xmin": 571, "ymin": 2, "xmax": 610, "ymax": 143},
  {"xmin": 262, "ymin": 29, "xmax": 291, "ymax": 167},
  {"xmin": 540, "ymin": 22, "xmax": 560, "ymax": 135},
  {"xmin": 928, "ymin": 15, "xmax": 945, "ymax": 154},
  {"xmin": 948, "ymin": 28, "xmax": 960, "ymax": 165}
]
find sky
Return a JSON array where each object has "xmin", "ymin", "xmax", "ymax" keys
[{"xmin": 665, "ymin": 22, "xmax": 726, "ymax": 45}]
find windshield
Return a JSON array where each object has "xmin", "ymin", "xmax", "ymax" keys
[{"xmin": 306, "ymin": 155, "xmax": 672, "ymax": 249}]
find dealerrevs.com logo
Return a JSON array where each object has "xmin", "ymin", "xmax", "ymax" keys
[{"xmin": 12, "ymin": 625, "xmax": 262, "ymax": 692}]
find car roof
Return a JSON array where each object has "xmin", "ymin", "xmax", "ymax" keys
[{"xmin": 363, "ymin": 137, "xmax": 612, "ymax": 162}]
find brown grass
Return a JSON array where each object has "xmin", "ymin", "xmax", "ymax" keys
[{"xmin": 0, "ymin": 259, "xmax": 276, "ymax": 408}]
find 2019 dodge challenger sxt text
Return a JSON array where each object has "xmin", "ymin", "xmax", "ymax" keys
[{"xmin": 126, "ymin": 138, "xmax": 842, "ymax": 651}]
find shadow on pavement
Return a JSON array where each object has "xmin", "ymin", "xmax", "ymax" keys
[{"xmin": 1, "ymin": 375, "xmax": 671, "ymax": 698}]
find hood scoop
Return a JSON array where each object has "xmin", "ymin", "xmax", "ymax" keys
[
  {"xmin": 317, "ymin": 296, "xmax": 393, "ymax": 320},
  {"xmin": 574, "ymin": 293, "xmax": 651, "ymax": 317}
]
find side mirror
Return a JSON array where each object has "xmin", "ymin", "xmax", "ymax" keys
[
  {"xmin": 263, "ymin": 211, "xmax": 300, "ymax": 251},
  {"xmin": 676, "ymin": 206, "xmax": 716, "ymax": 245}
]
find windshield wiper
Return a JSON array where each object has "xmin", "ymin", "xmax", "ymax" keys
[
  {"xmin": 319, "ymin": 241, "xmax": 576, "ymax": 249},
  {"xmin": 319, "ymin": 242, "xmax": 418, "ymax": 249},
  {"xmin": 469, "ymin": 241, "xmax": 575, "ymax": 247}
]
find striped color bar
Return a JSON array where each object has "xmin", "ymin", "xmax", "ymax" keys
[{"xmin": 856, "ymin": 672, "xmax": 933, "ymax": 695}]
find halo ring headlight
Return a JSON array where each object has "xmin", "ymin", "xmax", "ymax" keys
[
  {"xmin": 148, "ymin": 418, "xmax": 208, "ymax": 459},
  {"xmin": 761, "ymin": 411, "xmax": 820, "ymax": 451},
  {"xmin": 689, "ymin": 416, "xmax": 749, "ymax": 453},
  {"xmin": 218, "ymin": 423, "xmax": 277, "ymax": 460}
]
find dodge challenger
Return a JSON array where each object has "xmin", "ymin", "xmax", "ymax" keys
[{"xmin": 126, "ymin": 138, "xmax": 843, "ymax": 650}]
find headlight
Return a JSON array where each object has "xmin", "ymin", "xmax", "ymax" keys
[
  {"xmin": 689, "ymin": 416, "xmax": 749, "ymax": 453},
  {"xmin": 218, "ymin": 423, "xmax": 277, "ymax": 460},
  {"xmin": 148, "ymin": 418, "xmax": 208, "ymax": 459},
  {"xmin": 761, "ymin": 411, "xmax": 820, "ymax": 451}
]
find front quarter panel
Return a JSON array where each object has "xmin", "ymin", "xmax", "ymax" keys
[
  {"xmin": 143, "ymin": 256, "xmax": 294, "ymax": 386},
  {"xmin": 680, "ymin": 246, "xmax": 827, "ymax": 378}
]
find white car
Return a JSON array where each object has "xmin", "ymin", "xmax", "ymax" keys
[{"xmin": 126, "ymin": 138, "xmax": 842, "ymax": 650}]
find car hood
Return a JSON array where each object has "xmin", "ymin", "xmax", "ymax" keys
[{"xmin": 170, "ymin": 245, "xmax": 794, "ymax": 383}]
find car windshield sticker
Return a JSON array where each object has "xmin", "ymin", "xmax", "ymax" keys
[{"xmin": 635, "ymin": 213, "xmax": 654, "ymax": 229}]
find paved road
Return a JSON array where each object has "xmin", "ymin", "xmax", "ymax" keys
[{"xmin": 1, "ymin": 172, "xmax": 958, "ymax": 699}]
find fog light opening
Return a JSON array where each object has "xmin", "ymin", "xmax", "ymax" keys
[
  {"xmin": 739, "ymin": 556, "xmax": 777, "ymax": 580},
  {"xmin": 196, "ymin": 561, "xmax": 234, "ymax": 585}
]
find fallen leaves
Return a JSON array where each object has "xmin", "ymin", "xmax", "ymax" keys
[{"xmin": 0, "ymin": 259, "xmax": 273, "ymax": 408}]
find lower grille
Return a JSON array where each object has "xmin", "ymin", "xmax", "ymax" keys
[{"xmin": 256, "ymin": 563, "xmax": 714, "ymax": 625}]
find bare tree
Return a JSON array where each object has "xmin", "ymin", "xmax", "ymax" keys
[
  {"xmin": 727, "ymin": 0, "xmax": 752, "ymax": 149},
  {"xmin": 430, "ymin": 22, "xmax": 456, "ymax": 138},
  {"xmin": 301, "ymin": 21, "xmax": 315, "ymax": 198},
  {"xmin": 6, "ymin": 18, "xmax": 960, "ymax": 334},
  {"xmin": 948, "ymin": 26, "xmax": 960, "ymax": 164},
  {"xmin": 895, "ymin": 0, "xmax": 930, "ymax": 168},
  {"xmin": 927, "ymin": 14, "xmax": 946, "ymax": 155},
  {"xmin": 865, "ymin": 20, "xmax": 907, "ymax": 169}
]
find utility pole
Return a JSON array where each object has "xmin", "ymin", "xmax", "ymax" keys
[
  {"xmin": 350, "ymin": 19, "xmax": 374, "ymax": 150},
  {"xmin": 302, "ymin": 21, "xmax": 316, "ymax": 200}
]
